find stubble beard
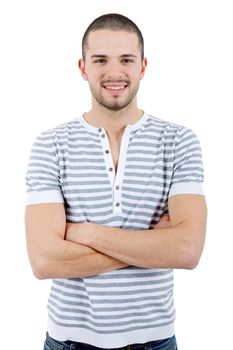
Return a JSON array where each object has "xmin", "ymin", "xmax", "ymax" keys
[{"xmin": 89, "ymin": 81, "xmax": 140, "ymax": 112}]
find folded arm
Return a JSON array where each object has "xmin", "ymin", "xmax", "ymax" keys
[
  {"xmin": 25, "ymin": 203, "xmax": 129, "ymax": 280},
  {"xmin": 66, "ymin": 194, "xmax": 207, "ymax": 269}
]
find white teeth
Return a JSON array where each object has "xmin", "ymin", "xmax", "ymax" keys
[{"xmin": 104, "ymin": 85, "xmax": 126, "ymax": 90}]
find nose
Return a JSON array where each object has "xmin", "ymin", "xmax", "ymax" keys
[{"xmin": 105, "ymin": 59, "xmax": 124, "ymax": 80}]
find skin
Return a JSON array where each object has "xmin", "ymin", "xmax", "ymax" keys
[
  {"xmin": 78, "ymin": 30, "xmax": 147, "ymax": 136},
  {"xmin": 65, "ymin": 195, "xmax": 206, "ymax": 269},
  {"xmin": 25, "ymin": 29, "xmax": 207, "ymax": 279}
]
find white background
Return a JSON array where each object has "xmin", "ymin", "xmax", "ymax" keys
[{"xmin": 0, "ymin": 0, "xmax": 232, "ymax": 349}]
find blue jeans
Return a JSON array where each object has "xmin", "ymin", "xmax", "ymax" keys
[{"xmin": 44, "ymin": 332, "xmax": 177, "ymax": 350}]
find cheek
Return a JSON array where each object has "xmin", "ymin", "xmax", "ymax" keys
[
  {"xmin": 128, "ymin": 66, "xmax": 143, "ymax": 79},
  {"xmin": 129, "ymin": 72, "xmax": 143, "ymax": 84},
  {"xmin": 86, "ymin": 72, "xmax": 103, "ymax": 85}
]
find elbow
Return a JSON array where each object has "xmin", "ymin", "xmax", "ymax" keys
[
  {"xmin": 33, "ymin": 269, "xmax": 48, "ymax": 281},
  {"xmin": 181, "ymin": 245, "xmax": 203, "ymax": 270},
  {"xmin": 178, "ymin": 226, "xmax": 205, "ymax": 270},
  {"xmin": 30, "ymin": 257, "xmax": 52, "ymax": 280},
  {"xmin": 183, "ymin": 255, "xmax": 200, "ymax": 270}
]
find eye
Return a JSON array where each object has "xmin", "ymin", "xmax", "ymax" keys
[
  {"xmin": 94, "ymin": 58, "xmax": 107, "ymax": 64},
  {"xmin": 121, "ymin": 58, "xmax": 134, "ymax": 64}
]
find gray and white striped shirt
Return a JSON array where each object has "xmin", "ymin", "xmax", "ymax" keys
[{"xmin": 26, "ymin": 112, "xmax": 204, "ymax": 347}]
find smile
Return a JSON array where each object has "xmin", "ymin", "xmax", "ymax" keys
[{"xmin": 102, "ymin": 83, "xmax": 128, "ymax": 91}]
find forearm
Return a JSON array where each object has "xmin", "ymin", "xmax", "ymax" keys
[
  {"xmin": 68, "ymin": 222, "xmax": 205, "ymax": 270},
  {"xmin": 32, "ymin": 237, "xmax": 128, "ymax": 279},
  {"xmin": 78, "ymin": 224, "xmax": 191, "ymax": 269},
  {"xmin": 69, "ymin": 196, "xmax": 207, "ymax": 270}
]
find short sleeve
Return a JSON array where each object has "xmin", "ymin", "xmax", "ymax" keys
[
  {"xmin": 25, "ymin": 131, "xmax": 64, "ymax": 205},
  {"xmin": 168, "ymin": 127, "xmax": 204, "ymax": 198}
]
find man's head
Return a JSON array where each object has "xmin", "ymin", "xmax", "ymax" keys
[
  {"xmin": 79, "ymin": 14, "xmax": 147, "ymax": 112},
  {"xmin": 82, "ymin": 13, "xmax": 144, "ymax": 61}
]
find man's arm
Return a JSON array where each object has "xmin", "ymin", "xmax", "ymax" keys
[
  {"xmin": 66, "ymin": 194, "xmax": 207, "ymax": 269},
  {"xmin": 25, "ymin": 203, "xmax": 129, "ymax": 280}
]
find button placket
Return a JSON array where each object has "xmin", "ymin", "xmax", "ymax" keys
[
  {"xmin": 112, "ymin": 182, "xmax": 121, "ymax": 213},
  {"xmin": 99, "ymin": 128, "xmax": 115, "ymax": 188},
  {"xmin": 99, "ymin": 126, "xmax": 131, "ymax": 214},
  {"xmin": 112, "ymin": 127, "xmax": 131, "ymax": 214}
]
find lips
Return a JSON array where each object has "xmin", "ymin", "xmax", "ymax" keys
[{"xmin": 102, "ymin": 81, "xmax": 128, "ymax": 91}]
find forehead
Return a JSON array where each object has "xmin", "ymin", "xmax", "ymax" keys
[{"xmin": 86, "ymin": 30, "xmax": 140, "ymax": 57}]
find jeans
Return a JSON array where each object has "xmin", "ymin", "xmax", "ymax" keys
[{"xmin": 44, "ymin": 332, "xmax": 177, "ymax": 350}]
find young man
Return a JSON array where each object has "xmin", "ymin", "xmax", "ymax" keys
[{"xmin": 25, "ymin": 13, "xmax": 207, "ymax": 350}]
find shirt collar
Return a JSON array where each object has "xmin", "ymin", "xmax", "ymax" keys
[{"xmin": 77, "ymin": 112, "xmax": 149, "ymax": 134}]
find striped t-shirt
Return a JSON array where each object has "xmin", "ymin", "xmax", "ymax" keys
[{"xmin": 26, "ymin": 112, "xmax": 204, "ymax": 348}]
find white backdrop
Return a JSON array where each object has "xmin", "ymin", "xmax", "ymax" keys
[{"xmin": 0, "ymin": 1, "xmax": 232, "ymax": 349}]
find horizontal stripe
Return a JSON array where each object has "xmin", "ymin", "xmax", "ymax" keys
[
  {"xmin": 48, "ymin": 309, "xmax": 175, "ymax": 331},
  {"xmin": 49, "ymin": 294, "xmax": 173, "ymax": 313},
  {"xmin": 54, "ymin": 277, "xmax": 173, "ymax": 290},
  {"xmin": 48, "ymin": 300, "xmax": 174, "ymax": 319},
  {"xmin": 51, "ymin": 286, "xmax": 173, "ymax": 304}
]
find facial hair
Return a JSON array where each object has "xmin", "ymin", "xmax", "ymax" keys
[{"xmin": 88, "ymin": 80, "xmax": 141, "ymax": 111}]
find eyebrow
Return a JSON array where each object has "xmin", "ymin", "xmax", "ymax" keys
[{"xmin": 90, "ymin": 54, "xmax": 137, "ymax": 59}]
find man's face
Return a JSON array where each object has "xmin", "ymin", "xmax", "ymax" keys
[{"xmin": 79, "ymin": 30, "xmax": 147, "ymax": 111}]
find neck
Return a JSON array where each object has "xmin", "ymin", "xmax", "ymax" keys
[{"xmin": 83, "ymin": 102, "xmax": 144, "ymax": 135}]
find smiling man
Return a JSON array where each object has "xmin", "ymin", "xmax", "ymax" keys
[
  {"xmin": 80, "ymin": 29, "xmax": 145, "ymax": 114},
  {"xmin": 25, "ymin": 13, "xmax": 207, "ymax": 350}
]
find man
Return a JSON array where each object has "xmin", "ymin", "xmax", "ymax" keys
[{"xmin": 25, "ymin": 13, "xmax": 207, "ymax": 350}]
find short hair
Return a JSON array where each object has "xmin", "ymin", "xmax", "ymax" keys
[{"xmin": 82, "ymin": 13, "xmax": 144, "ymax": 60}]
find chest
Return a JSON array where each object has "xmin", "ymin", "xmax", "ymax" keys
[{"xmin": 59, "ymin": 130, "xmax": 173, "ymax": 225}]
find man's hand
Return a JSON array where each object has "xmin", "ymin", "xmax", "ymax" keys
[
  {"xmin": 152, "ymin": 215, "xmax": 171, "ymax": 229},
  {"xmin": 65, "ymin": 222, "xmax": 98, "ymax": 245}
]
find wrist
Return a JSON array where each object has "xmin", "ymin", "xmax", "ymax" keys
[
  {"xmin": 85, "ymin": 223, "xmax": 112, "ymax": 247},
  {"xmin": 65, "ymin": 223, "xmax": 77, "ymax": 242}
]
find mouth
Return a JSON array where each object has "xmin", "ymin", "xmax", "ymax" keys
[{"xmin": 102, "ymin": 82, "xmax": 128, "ymax": 93}]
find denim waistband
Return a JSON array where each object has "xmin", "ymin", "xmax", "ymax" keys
[{"xmin": 45, "ymin": 332, "xmax": 177, "ymax": 350}]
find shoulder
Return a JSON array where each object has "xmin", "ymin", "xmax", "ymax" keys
[
  {"xmin": 41, "ymin": 117, "xmax": 80, "ymax": 136},
  {"xmin": 33, "ymin": 117, "xmax": 82, "ymax": 144},
  {"xmin": 146, "ymin": 114, "xmax": 192, "ymax": 133},
  {"xmin": 145, "ymin": 114, "xmax": 199, "ymax": 142}
]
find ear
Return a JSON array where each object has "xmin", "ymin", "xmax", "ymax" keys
[
  {"xmin": 140, "ymin": 57, "xmax": 147, "ymax": 79},
  {"xmin": 78, "ymin": 58, "xmax": 88, "ymax": 81}
]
